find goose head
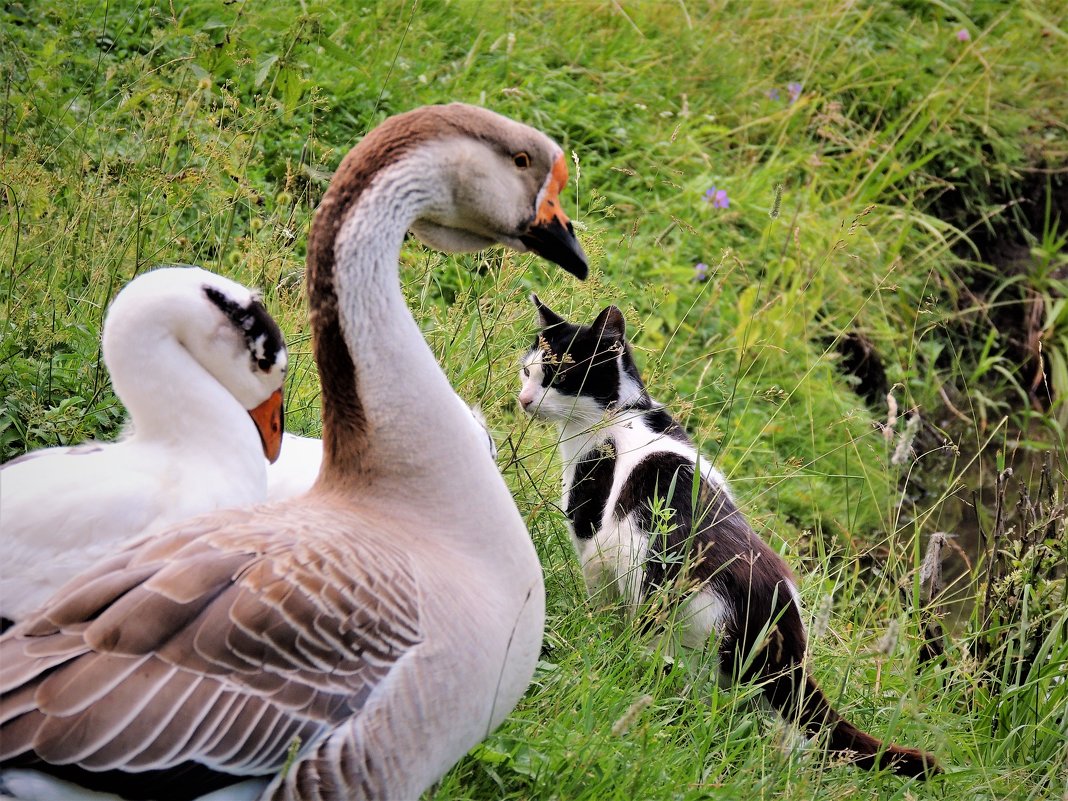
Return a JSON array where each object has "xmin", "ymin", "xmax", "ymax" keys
[
  {"xmin": 102, "ymin": 266, "xmax": 288, "ymax": 461},
  {"xmin": 306, "ymin": 104, "xmax": 590, "ymax": 479},
  {"xmin": 350, "ymin": 103, "xmax": 588, "ymax": 278}
]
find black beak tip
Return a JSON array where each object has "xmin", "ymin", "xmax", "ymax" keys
[
  {"xmin": 567, "ymin": 256, "xmax": 589, "ymax": 280},
  {"xmin": 521, "ymin": 219, "xmax": 589, "ymax": 281}
]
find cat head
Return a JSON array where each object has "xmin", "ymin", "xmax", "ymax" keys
[{"xmin": 518, "ymin": 294, "xmax": 646, "ymax": 425}]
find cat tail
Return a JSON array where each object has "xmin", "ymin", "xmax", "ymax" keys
[
  {"xmin": 749, "ymin": 614, "xmax": 941, "ymax": 779},
  {"xmin": 788, "ymin": 671, "xmax": 940, "ymax": 778}
]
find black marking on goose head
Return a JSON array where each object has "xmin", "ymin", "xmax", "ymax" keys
[{"xmin": 203, "ymin": 286, "xmax": 286, "ymax": 374}]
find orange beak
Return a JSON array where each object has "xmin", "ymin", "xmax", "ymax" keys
[
  {"xmin": 533, "ymin": 154, "xmax": 571, "ymax": 227},
  {"xmin": 248, "ymin": 388, "xmax": 284, "ymax": 463},
  {"xmin": 520, "ymin": 153, "xmax": 588, "ymax": 279}
]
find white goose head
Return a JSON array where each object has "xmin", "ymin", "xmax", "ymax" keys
[{"xmin": 101, "ymin": 266, "xmax": 288, "ymax": 461}]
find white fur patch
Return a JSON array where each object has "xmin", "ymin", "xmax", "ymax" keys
[
  {"xmin": 677, "ymin": 587, "xmax": 733, "ymax": 649},
  {"xmin": 616, "ymin": 353, "xmax": 645, "ymax": 408},
  {"xmin": 575, "ymin": 511, "xmax": 649, "ymax": 616},
  {"xmin": 517, "ymin": 350, "xmax": 604, "ymax": 427}
]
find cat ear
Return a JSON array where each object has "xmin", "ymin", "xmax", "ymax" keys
[
  {"xmin": 592, "ymin": 305, "xmax": 626, "ymax": 341},
  {"xmin": 530, "ymin": 293, "xmax": 566, "ymax": 328}
]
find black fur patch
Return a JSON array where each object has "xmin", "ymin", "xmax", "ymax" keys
[
  {"xmin": 615, "ymin": 451, "xmax": 804, "ymax": 687},
  {"xmin": 203, "ymin": 286, "xmax": 286, "ymax": 373},
  {"xmin": 642, "ymin": 406, "xmax": 690, "ymax": 443},
  {"xmin": 615, "ymin": 452, "xmax": 708, "ymax": 597},
  {"xmin": 566, "ymin": 439, "xmax": 617, "ymax": 540},
  {"xmin": 533, "ymin": 321, "xmax": 641, "ymax": 408}
]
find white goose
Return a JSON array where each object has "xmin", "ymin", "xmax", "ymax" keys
[
  {"xmin": 0, "ymin": 103, "xmax": 587, "ymax": 801},
  {"xmin": 0, "ymin": 266, "xmax": 286, "ymax": 627}
]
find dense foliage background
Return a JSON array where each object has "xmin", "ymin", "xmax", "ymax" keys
[{"xmin": 1, "ymin": 1, "xmax": 1065, "ymax": 798}]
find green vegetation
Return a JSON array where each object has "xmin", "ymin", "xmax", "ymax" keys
[{"xmin": 1, "ymin": 1, "xmax": 1065, "ymax": 798}]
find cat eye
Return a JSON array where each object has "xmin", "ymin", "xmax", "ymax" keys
[
  {"xmin": 513, "ymin": 151, "xmax": 531, "ymax": 169},
  {"xmin": 522, "ymin": 366, "xmax": 530, "ymax": 377}
]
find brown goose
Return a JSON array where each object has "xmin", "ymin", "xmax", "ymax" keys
[{"xmin": 0, "ymin": 104, "xmax": 587, "ymax": 801}]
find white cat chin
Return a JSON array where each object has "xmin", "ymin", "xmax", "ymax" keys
[
  {"xmin": 529, "ymin": 389, "xmax": 605, "ymax": 426},
  {"xmin": 517, "ymin": 386, "xmax": 555, "ymax": 420}
]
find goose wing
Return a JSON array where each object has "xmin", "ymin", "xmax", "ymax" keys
[
  {"xmin": 0, "ymin": 504, "xmax": 422, "ymax": 783},
  {"xmin": 1, "ymin": 446, "xmax": 174, "ymax": 624}
]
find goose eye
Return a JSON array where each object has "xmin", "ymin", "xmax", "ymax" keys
[{"xmin": 513, "ymin": 151, "xmax": 531, "ymax": 169}]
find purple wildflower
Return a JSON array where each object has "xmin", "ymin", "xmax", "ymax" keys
[
  {"xmin": 693, "ymin": 262, "xmax": 709, "ymax": 282},
  {"xmin": 956, "ymin": 28, "xmax": 971, "ymax": 41},
  {"xmin": 766, "ymin": 88, "xmax": 781, "ymax": 101},
  {"xmin": 787, "ymin": 81, "xmax": 803, "ymax": 103},
  {"xmin": 704, "ymin": 186, "xmax": 729, "ymax": 209}
]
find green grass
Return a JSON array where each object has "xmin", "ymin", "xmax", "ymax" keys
[{"xmin": 1, "ymin": 1, "xmax": 1066, "ymax": 799}]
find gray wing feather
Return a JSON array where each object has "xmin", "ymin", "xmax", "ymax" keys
[{"xmin": 0, "ymin": 504, "xmax": 423, "ymax": 779}]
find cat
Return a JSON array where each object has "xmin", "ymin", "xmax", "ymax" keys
[{"xmin": 517, "ymin": 294, "xmax": 940, "ymax": 779}]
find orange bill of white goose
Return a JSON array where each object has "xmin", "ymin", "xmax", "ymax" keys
[
  {"xmin": 0, "ymin": 104, "xmax": 587, "ymax": 801},
  {"xmin": 0, "ymin": 266, "xmax": 287, "ymax": 630}
]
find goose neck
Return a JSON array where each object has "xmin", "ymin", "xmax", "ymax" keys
[
  {"xmin": 308, "ymin": 149, "xmax": 498, "ymax": 493},
  {"xmin": 106, "ymin": 330, "xmax": 264, "ymax": 464}
]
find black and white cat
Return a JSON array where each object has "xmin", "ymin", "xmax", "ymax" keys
[{"xmin": 518, "ymin": 295, "xmax": 939, "ymax": 779}]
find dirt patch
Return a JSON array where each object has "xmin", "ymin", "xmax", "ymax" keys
[{"xmin": 933, "ymin": 165, "xmax": 1068, "ymax": 410}]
